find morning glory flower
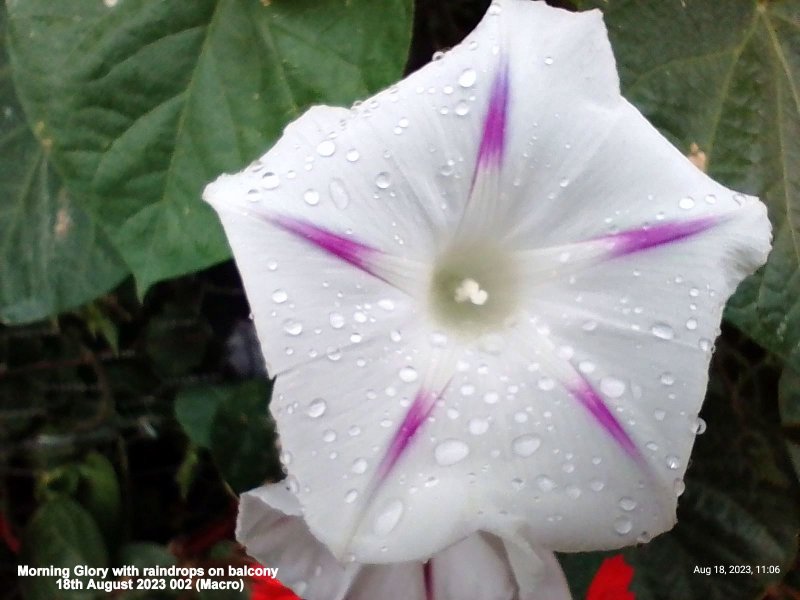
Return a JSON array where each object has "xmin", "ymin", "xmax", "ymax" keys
[
  {"xmin": 204, "ymin": 0, "xmax": 770, "ymax": 568},
  {"xmin": 237, "ymin": 482, "xmax": 571, "ymax": 600}
]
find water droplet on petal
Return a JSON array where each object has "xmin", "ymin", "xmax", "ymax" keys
[
  {"xmin": 283, "ymin": 319, "xmax": 303, "ymax": 336},
  {"xmin": 511, "ymin": 477, "xmax": 525, "ymax": 491},
  {"xmin": 262, "ymin": 172, "xmax": 280, "ymax": 190},
  {"xmin": 579, "ymin": 361, "xmax": 596, "ymax": 374},
  {"xmin": 536, "ymin": 475, "xmax": 556, "ymax": 492},
  {"xmin": 537, "ymin": 377, "xmax": 555, "ymax": 391},
  {"xmin": 344, "ymin": 489, "xmax": 358, "ymax": 503},
  {"xmin": 346, "ymin": 149, "xmax": 360, "ymax": 162},
  {"xmin": 351, "ymin": 458, "xmax": 368, "ymax": 474},
  {"xmin": 322, "ymin": 429, "xmax": 336, "ymax": 442},
  {"xmin": 375, "ymin": 172, "xmax": 392, "ymax": 189},
  {"xmin": 439, "ymin": 160, "xmax": 455, "ymax": 176},
  {"xmin": 317, "ymin": 140, "xmax": 336, "ymax": 157},
  {"xmin": 651, "ymin": 322, "xmax": 675, "ymax": 340},
  {"xmin": 455, "ymin": 101, "xmax": 470, "ymax": 116},
  {"xmin": 458, "ymin": 68, "xmax": 477, "ymax": 88},
  {"xmin": 303, "ymin": 189, "xmax": 320, "ymax": 205},
  {"xmin": 614, "ymin": 516, "xmax": 633, "ymax": 535},
  {"xmin": 600, "ymin": 377, "xmax": 626, "ymax": 398},
  {"xmin": 660, "ymin": 372, "xmax": 675, "ymax": 386},
  {"xmin": 398, "ymin": 366, "xmax": 418, "ymax": 383},
  {"xmin": 673, "ymin": 478, "xmax": 686, "ymax": 496},
  {"xmin": 329, "ymin": 312, "xmax": 345, "ymax": 329},
  {"xmin": 685, "ymin": 317, "xmax": 698, "ymax": 330},
  {"xmin": 619, "ymin": 497, "xmax": 637, "ymax": 511},
  {"xmin": 679, "ymin": 196, "xmax": 695, "ymax": 210},
  {"xmin": 468, "ymin": 418, "xmax": 489, "ymax": 435},
  {"xmin": 435, "ymin": 439, "xmax": 470, "ymax": 466},
  {"xmin": 666, "ymin": 455, "xmax": 681, "ymax": 470},
  {"xmin": 271, "ymin": 289, "xmax": 288, "ymax": 304},
  {"xmin": 307, "ymin": 398, "xmax": 327, "ymax": 418},
  {"xmin": 544, "ymin": 56, "xmax": 554, "ymax": 65},
  {"xmin": 378, "ymin": 299, "xmax": 395, "ymax": 311},
  {"xmin": 589, "ymin": 479, "xmax": 605, "ymax": 492},
  {"xmin": 512, "ymin": 434, "xmax": 541, "ymax": 457}
]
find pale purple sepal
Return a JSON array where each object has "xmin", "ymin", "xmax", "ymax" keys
[
  {"xmin": 475, "ymin": 58, "xmax": 510, "ymax": 173},
  {"xmin": 265, "ymin": 214, "xmax": 380, "ymax": 277},
  {"xmin": 566, "ymin": 377, "xmax": 642, "ymax": 464},
  {"xmin": 600, "ymin": 216, "xmax": 720, "ymax": 258}
]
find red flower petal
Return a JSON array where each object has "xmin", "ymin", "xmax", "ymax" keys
[
  {"xmin": 0, "ymin": 512, "xmax": 20, "ymax": 554},
  {"xmin": 248, "ymin": 563, "xmax": 300, "ymax": 600},
  {"xmin": 586, "ymin": 554, "xmax": 635, "ymax": 600}
]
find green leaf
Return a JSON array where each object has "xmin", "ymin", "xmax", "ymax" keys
[
  {"xmin": 0, "ymin": 5, "xmax": 126, "ymax": 325},
  {"xmin": 175, "ymin": 386, "xmax": 228, "ymax": 449},
  {"xmin": 576, "ymin": 0, "xmax": 800, "ymax": 363},
  {"xmin": 560, "ymin": 329, "xmax": 800, "ymax": 600},
  {"xmin": 209, "ymin": 379, "xmax": 282, "ymax": 493},
  {"xmin": 76, "ymin": 452, "xmax": 122, "ymax": 549},
  {"xmin": 175, "ymin": 380, "xmax": 282, "ymax": 493},
  {"xmin": 6, "ymin": 0, "xmax": 413, "ymax": 293},
  {"xmin": 779, "ymin": 365, "xmax": 800, "ymax": 481},
  {"xmin": 20, "ymin": 498, "xmax": 108, "ymax": 600}
]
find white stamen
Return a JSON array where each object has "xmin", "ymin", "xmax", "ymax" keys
[{"xmin": 454, "ymin": 278, "xmax": 489, "ymax": 305}]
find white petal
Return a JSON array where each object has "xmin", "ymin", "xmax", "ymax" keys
[
  {"xmin": 429, "ymin": 533, "xmax": 517, "ymax": 600},
  {"xmin": 458, "ymin": 0, "xmax": 621, "ymax": 237},
  {"xmin": 271, "ymin": 327, "xmax": 476, "ymax": 562},
  {"xmin": 495, "ymin": 535, "xmax": 571, "ymax": 600},
  {"xmin": 203, "ymin": 108, "xmax": 420, "ymax": 376},
  {"xmin": 236, "ymin": 483, "xmax": 351, "ymax": 600},
  {"xmin": 349, "ymin": 564, "xmax": 426, "ymax": 600}
]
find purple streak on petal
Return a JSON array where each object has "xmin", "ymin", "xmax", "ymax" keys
[
  {"xmin": 474, "ymin": 58, "xmax": 510, "ymax": 176},
  {"xmin": 423, "ymin": 561, "xmax": 434, "ymax": 600},
  {"xmin": 265, "ymin": 214, "xmax": 380, "ymax": 276},
  {"xmin": 566, "ymin": 376, "xmax": 643, "ymax": 464},
  {"xmin": 374, "ymin": 389, "xmax": 438, "ymax": 485},
  {"xmin": 599, "ymin": 216, "xmax": 720, "ymax": 258}
]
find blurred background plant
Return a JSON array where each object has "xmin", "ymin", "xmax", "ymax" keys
[{"xmin": 1, "ymin": 1, "xmax": 799, "ymax": 599}]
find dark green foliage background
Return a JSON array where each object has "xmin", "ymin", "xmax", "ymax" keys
[{"xmin": 0, "ymin": 1, "xmax": 798, "ymax": 599}]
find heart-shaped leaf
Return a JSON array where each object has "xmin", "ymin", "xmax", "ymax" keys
[{"xmin": 6, "ymin": 0, "xmax": 413, "ymax": 293}]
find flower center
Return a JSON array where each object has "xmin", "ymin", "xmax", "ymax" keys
[{"xmin": 428, "ymin": 240, "xmax": 520, "ymax": 336}]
